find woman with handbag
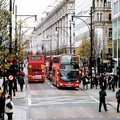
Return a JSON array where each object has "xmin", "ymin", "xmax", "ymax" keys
[{"xmin": 5, "ymin": 95, "xmax": 14, "ymax": 120}]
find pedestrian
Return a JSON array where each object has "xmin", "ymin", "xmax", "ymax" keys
[
  {"xmin": 94, "ymin": 76, "xmax": 98, "ymax": 89},
  {"xmin": 18, "ymin": 76, "xmax": 25, "ymax": 91},
  {"xmin": 0, "ymin": 92, "xmax": 5, "ymax": 120},
  {"xmin": 0, "ymin": 87, "xmax": 2, "ymax": 94},
  {"xmin": 99, "ymin": 87, "xmax": 107, "ymax": 112},
  {"xmin": 111, "ymin": 75, "xmax": 115, "ymax": 92},
  {"xmin": 108, "ymin": 75, "xmax": 112, "ymax": 90},
  {"xmin": 116, "ymin": 88, "xmax": 120, "ymax": 113},
  {"xmin": 5, "ymin": 95, "xmax": 14, "ymax": 120},
  {"xmin": 2, "ymin": 77, "xmax": 8, "ymax": 93}
]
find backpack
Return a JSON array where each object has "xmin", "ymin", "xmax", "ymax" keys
[{"xmin": 6, "ymin": 102, "xmax": 13, "ymax": 109}]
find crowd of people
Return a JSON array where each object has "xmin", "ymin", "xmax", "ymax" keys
[
  {"xmin": 1, "ymin": 75, "xmax": 25, "ymax": 94},
  {"xmin": 0, "ymin": 75, "xmax": 25, "ymax": 120},
  {"xmin": 80, "ymin": 73, "xmax": 120, "ymax": 91},
  {"xmin": 80, "ymin": 73, "xmax": 120, "ymax": 113}
]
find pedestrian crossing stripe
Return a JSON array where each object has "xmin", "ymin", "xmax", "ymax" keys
[{"xmin": 28, "ymin": 95, "xmax": 98, "ymax": 106}]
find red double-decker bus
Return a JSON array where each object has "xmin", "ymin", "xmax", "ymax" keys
[
  {"xmin": 52, "ymin": 54, "xmax": 80, "ymax": 88},
  {"xmin": 27, "ymin": 55, "xmax": 45, "ymax": 82},
  {"xmin": 45, "ymin": 56, "xmax": 52, "ymax": 80}
]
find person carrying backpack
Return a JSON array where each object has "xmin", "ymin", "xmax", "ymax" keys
[
  {"xmin": 5, "ymin": 95, "xmax": 14, "ymax": 119},
  {"xmin": 116, "ymin": 88, "xmax": 120, "ymax": 113}
]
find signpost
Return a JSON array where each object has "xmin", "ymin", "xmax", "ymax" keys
[{"xmin": 8, "ymin": 75, "xmax": 14, "ymax": 81}]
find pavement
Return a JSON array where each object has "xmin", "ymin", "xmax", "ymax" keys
[
  {"xmin": 79, "ymin": 84, "xmax": 119, "ymax": 110},
  {"xmin": 0, "ymin": 78, "xmax": 27, "ymax": 120},
  {"xmin": 0, "ymin": 78, "xmax": 119, "ymax": 120}
]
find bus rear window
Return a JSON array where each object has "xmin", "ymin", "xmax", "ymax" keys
[{"xmin": 31, "ymin": 56, "xmax": 42, "ymax": 60}]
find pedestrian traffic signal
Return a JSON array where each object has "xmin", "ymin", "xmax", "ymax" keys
[
  {"xmin": 89, "ymin": 57, "xmax": 96, "ymax": 67},
  {"xmin": 117, "ymin": 66, "xmax": 120, "ymax": 75},
  {"xmin": 111, "ymin": 58, "xmax": 115, "ymax": 68}
]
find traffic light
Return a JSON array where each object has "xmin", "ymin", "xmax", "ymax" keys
[
  {"xmin": 89, "ymin": 57, "xmax": 96, "ymax": 68},
  {"xmin": 111, "ymin": 58, "xmax": 115, "ymax": 68},
  {"xmin": 97, "ymin": 57, "xmax": 100, "ymax": 74},
  {"xmin": 117, "ymin": 66, "xmax": 120, "ymax": 75}
]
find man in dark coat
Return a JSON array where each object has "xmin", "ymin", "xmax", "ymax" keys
[
  {"xmin": 0, "ymin": 92, "xmax": 5, "ymax": 120},
  {"xmin": 116, "ymin": 88, "xmax": 120, "ymax": 113},
  {"xmin": 99, "ymin": 87, "xmax": 107, "ymax": 112},
  {"xmin": 18, "ymin": 76, "xmax": 25, "ymax": 91}
]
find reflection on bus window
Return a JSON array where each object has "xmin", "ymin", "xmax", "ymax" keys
[{"xmin": 31, "ymin": 56, "xmax": 42, "ymax": 60}]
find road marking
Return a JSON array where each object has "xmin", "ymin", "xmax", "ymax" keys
[
  {"xmin": 46, "ymin": 79, "xmax": 56, "ymax": 89},
  {"xmin": 29, "ymin": 95, "xmax": 97, "ymax": 106},
  {"xmin": 28, "ymin": 95, "xmax": 31, "ymax": 105},
  {"xmin": 89, "ymin": 96, "xmax": 99, "ymax": 103}
]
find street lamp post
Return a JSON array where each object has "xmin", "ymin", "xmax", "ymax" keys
[
  {"xmin": 71, "ymin": 7, "xmax": 93, "ymax": 89},
  {"xmin": 15, "ymin": 5, "xmax": 37, "ymax": 52},
  {"xmin": 9, "ymin": 0, "xmax": 12, "ymax": 54},
  {"xmin": 55, "ymin": 25, "xmax": 72, "ymax": 54}
]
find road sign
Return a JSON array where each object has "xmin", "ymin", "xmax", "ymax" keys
[{"xmin": 8, "ymin": 75, "xmax": 14, "ymax": 81}]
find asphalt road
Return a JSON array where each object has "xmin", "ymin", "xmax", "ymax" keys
[{"xmin": 13, "ymin": 77, "xmax": 120, "ymax": 120}]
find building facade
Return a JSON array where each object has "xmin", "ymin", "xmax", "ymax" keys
[
  {"xmin": 32, "ymin": 0, "xmax": 75, "ymax": 55},
  {"xmin": 112, "ymin": 0, "xmax": 120, "ymax": 67},
  {"xmin": 92, "ymin": 0, "xmax": 112, "ymax": 58},
  {"xmin": 74, "ymin": 0, "xmax": 112, "ymax": 59}
]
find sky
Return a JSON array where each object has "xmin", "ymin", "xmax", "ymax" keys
[
  {"xmin": 15, "ymin": 0, "xmax": 61, "ymax": 32},
  {"xmin": 15, "ymin": 0, "xmax": 59, "ymax": 21}
]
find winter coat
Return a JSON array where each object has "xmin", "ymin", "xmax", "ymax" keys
[
  {"xmin": 18, "ymin": 76, "xmax": 25, "ymax": 85},
  {"xmin": 5, "ymin": 98, "xmax": 14, "ymax": 113},
  {"xmin": 0, "ymin": 94, "xmax": 5, "ymax": 113},
  {"xmin": 116, "ymin": 90, "xmax": 120, "ymax": 102}
]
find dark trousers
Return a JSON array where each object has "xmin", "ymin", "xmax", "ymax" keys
[
  {"xmin": 6, "ymin": 113, "xmax": 13, "ymax": 120},
  {"xmin": 99, "ymin": 98, "xmax": 107, "ymax": 111},
  {"xmin": 20, "ymin": 84, "xmax": 23, "ymax": 91},
  {"xmin": 0, "ymin": 112, "xmax": 4, "ymax": 120},
  {"xmin": 117, "ymin": 101, "xmax": 120, "ymax": 112}
]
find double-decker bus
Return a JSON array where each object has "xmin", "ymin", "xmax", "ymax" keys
[
  {"xmin": 27, "ymin": 55, "xmax": 45, "ymax": 82},
  {"xmin": 52, "ymin": 54, "xmax": 80, "ymax": 88},
  {"xmin": 45, "ymin": 56, "xmax": 52, "ymax": 80}
]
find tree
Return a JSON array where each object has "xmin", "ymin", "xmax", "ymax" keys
[{"xmin": 75, "ymin": 37, "xmax": 91, "ymax": 59}]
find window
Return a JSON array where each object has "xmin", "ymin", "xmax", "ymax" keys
[
  {"xmin": 109, "ymin": 14, "xmax": 111, "ymax": 21},
  {"xmin": 100, "ymin": 0, "xmax": 103, "ymax": 7},
  {"xmin": 53, "ymin": 57, "xmax": 60, "ymax": 63},
  {"xmin": 97, "ymin": 0, "xmax": 99, "ymax": 7},
  {"xmin": 31, "ymin": 56, "xmax": 42, "ymax": 60},
  {"xmin": 109, "ymin": 28, "xmax": 112, "ymax": 38},
  {"xmin": 97, "ymin": 13, "xmax": 99, "ymax": 20},
  {"xmin": 97, "ymin": 13, "xmax": 102, "ymax": 20},
  {"xmin": 100, "ymin": 13, "xmax": 102, "ymax": 20}
]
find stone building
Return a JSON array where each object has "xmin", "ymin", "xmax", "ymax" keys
[
  {"xmin": 32, "ymin": 0, "xmax": 75, "ymax": 55},
  {"xmin": 74, "ymin": 0, "xmax": 112, "ymax": 59},
  {"xmin": 92, "ymin": 0, "xmax": 112, "ymax": 59}
]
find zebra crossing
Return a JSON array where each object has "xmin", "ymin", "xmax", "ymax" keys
[{"xmin": 28, "ymin": 95, "xmax": 98, "ymax": 106}]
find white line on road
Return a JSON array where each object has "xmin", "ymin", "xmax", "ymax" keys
[
  {"xmin": 28, "ymin": 95, "xmax": 31, "ymax": 105},
  {"xmin": 89, "ymin": 96, "xmax": 99, "ymax": 103},
  {"xmin": 46, "ymin": 79, "xmax": 56, "ymax": 89}
]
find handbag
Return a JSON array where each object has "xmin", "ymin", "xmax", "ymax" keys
[{"xmin": 6, "ymin": 102, "xmax": 13, "ymax": 109}]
